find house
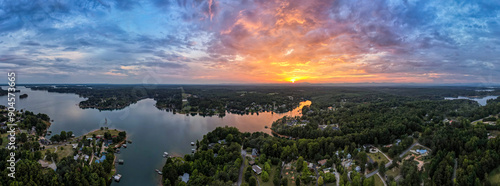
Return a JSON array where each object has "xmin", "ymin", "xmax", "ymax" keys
[
  {"xmin": 308, "ymin": 163, "xmax": 314, "ymax": 169},
  {"xmin": 249, "ymin": 161, "xmax": 255, "ymax": 165},
  {"xmin": 208, "ymin": 143, "xmax": 216, "ymax": 149},
  {"xmin": 84, "ymin": 155, "xmax": 89, "ymax": 161},
  {"xmin": 318, "ymin": 125, "xmax": 329, "ymax": 130},
  {"xmin": 95, "ymin": 155, "xmax": 107, "ymax": 163},
  {"xmin": 252, "ymin": 165, "xmax": 262, "ymax": 174},
  {"xmin": 40, "ymin": 139, "xmax": 52, "ymax": 145},
  {"xmin": 416, "ymin": 149, "xmax": 428, "ymax": 155},
  {"xmin": 395, "ymin": 139, "xmax": 402, "ymax": 146},
  {"xmin": 346, "ymin": 153, "xmax": 352, "ymax": 159},
  {"xmin": 363, "ymin": 144, "xmax": 373, "ymax": 149},
  {"xmin": 252, "ymin": 148, "xmax": 259, "ymax": 157},
  {"xmin": 318, "ymin": 159, "xmax": 327, "ymax": 166},
  {"xmin": 73, "ymin": 154, "xmax": 80, "ymax": 161},
  {"xmin": 218, "ymin": 139, "xmax": 226, "ymax": 144},
  {"xmin": 384, "ymin": 144, "xmax": 393, "ymax": 148},
  {"xmin": 180, "ymin": 173, "xmax": 190, "ymax": 183},
  {"xmin": 355, "ymin": 166, "xmax": 361, "ymax": 172}
]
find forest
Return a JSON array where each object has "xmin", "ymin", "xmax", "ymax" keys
[
  {"xmin": 162, "ymin": 86, "xmax": 500, "ymax": 186},
  {"xmin": 0, "ymin": 107, "xmax": 119, "ymax": 186}
]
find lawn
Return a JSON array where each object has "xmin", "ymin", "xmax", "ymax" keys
[
  {"xmin": 84, "ymin": 129, "xmax": 122, "ymax": 137},
  {"xmin": 488, "ymin": 166, "xmax": 500, "ymax": 185},
  {"xmin": 40, "ymin": 144, "xmax": 75, "ymax": 161},
  {"xmin": 368, "ymin": 152, "xmax": 389, "ymax": 165},
  {"xmin": 374, "ymin": 174, "xmax": 385, "ymax": 186},
  {"xmin": 0, "ymin": 133, "xmax": 9, "ymax": 148},
  {"xmin": 281, "ymin": 161, "xmax": 316, "ymax": 186},
  {"xmin": 385, "ymin": 167, "xmax": 400, "ymax": 179},
  {"xmin": 257, "ymin": 165, "xmax": 278, "ymax": 186}
]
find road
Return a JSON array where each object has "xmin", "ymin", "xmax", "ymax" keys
[
  {"xmin": 452, "ymin": 158, "xmax": 457, "ymax": 185},
  {"xmin": 333, "ymin": 164, "xmax": 340, "ymax": 186},
  {"xmin": 377, "ymin": 173, "xmax": 387, "ymax": 186},
  {"xmin": 313, "ymin": 164, "xmax": 319, "ymax": 186},
  {"xmin": 237, "ymin": 148, "xmax": 246, "ymax": 186},
  {"xmin": 367, "ymin": 156, "xmax": 374, "ymax": 163},
  {"xmin": 399, "ymin": 142, "xmax": 420, "ymax": 158},
  {"xmin": 365, "ymin": 142, "xmax": 420, "ymax": 178}
]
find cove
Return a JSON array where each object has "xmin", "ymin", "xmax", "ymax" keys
[{"xmin": 0, "ymin": 86, "xmax": 310, "ymax": 186}]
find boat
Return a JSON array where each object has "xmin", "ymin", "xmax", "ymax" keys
[
  {"xmin": 118, "ymin": 159, "xmax": 124, "ymax": 164},
  {"xmin": 163, "ymin": 152, "xmax": 169, "ymax": 158},
  {"xmin": 158, "ymin": 171, "xmax": 163, "ymax": 175},
  {"xmin": 127, "ymin": 140, "xmax": 132, "ymax": 144},
  {"xmin": 123, "ymin": 144, "xmax": 127, "ymax": 148},
  {"xmin": 113, "ymin": 174, "xmax": 122, "ymax": 182},
  {"xmin": 191, "ymin": 149, "xmax": 196, "ymax": 153},
  {"xmin": 191, "ymin": 142, "xmax": 195, "ymax": 146},
  {"xmin": 155, "ymin": 169, "xmax": 159, "ymax": 172},
  {"xmin": 264, "ymin": 126, "xmax": 268, "ymax": 128}
]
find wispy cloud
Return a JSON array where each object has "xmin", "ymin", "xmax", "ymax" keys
[{"xmin": 0, "ymin": 0, "xmax": 499, "ymax": 84}]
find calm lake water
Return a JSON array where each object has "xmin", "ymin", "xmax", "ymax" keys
[
  {"xmin": 0, "ymin": 86, "xmax": 310, "ymax": 186},
  {"xmin": 444, "ymin": 95, "xmax": 499, "ymax": 106}
]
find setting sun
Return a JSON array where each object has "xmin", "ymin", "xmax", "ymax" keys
[{"xmin": 290, "ymin": 79, "xmax": 296, "ymax": 83}]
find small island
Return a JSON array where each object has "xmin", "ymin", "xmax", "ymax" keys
[{"xmin": 19, "ymin": 94, "xmax": 28, "ymax": 99}]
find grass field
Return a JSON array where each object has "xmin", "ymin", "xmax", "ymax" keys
[
  {"xmin": 281, "ymin": 161, "xmax": 317, "ymax": 186},
  {"xmin": 257, "ymin": 165, "xmax": 278, "ymax": 186},
  {"xmin": 488, "ymin": 166, "xmax": 500, "ymax": 185},
  {"xmin": 84, "ymin": 128, "xmax": 122, "ymax": 137},
  {"xmin": 40, "ymin": 144, "xmax": 75, "ymax": 162},
  {"xmin": 374, "ymin": 174, "xmax": 385, "ymax": 186},
  {"xmin": 0, "ymin": 133, "xmax": 8, "ymax": 148},
  {"xmin": 385, "ymin": 166, "xmax": 400, "ymax": 179},
  {"xmin": 368, "ymin": 152, "xmax": 389, "ymax": 165}
]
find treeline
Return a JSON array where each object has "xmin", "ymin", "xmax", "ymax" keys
[
  {"xmin": 163, "ymin": 127, "xmax": 392, "ymax": 185},
  {"xmin": 0, "ymin": 110, "xmax": 50, "ymax": 136},
  {"xmin": 29, "ymin": 85, "xmax": 183, "ymax": 111},
  {"xmin": 0, "ymin": 147, "xmax": 116, "ymax": 185},
  {"xmin": 273, "ymin": 97, "xmax": 481, "ymax": 145},
  {"xmin": 163, "ymin": 127, "xmax": 244, "ymax": 185}
]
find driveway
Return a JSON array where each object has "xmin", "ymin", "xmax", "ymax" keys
[{"xmin": 237, "ymin": 149, "xmax": 246, "ymax": 186}]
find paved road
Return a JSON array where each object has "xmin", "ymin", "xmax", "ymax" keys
[
  {"xmin": 237, "ymin": 149, "xmax": 247, "ymax": 186},
  {"xmin": 394, "ymin": 175, "xmax": 402, "ymax": 182},
  {"xmin": 452, "ymin": 158, "xmax": 457, "ymax": 185},
  {"xmin": 253, "ymin": 174, "xmax": 260, "ymax": 186},
  {"xmin": 399, "ymin": 142, "xmax": 419, "ymax": 158},
  {"xmin": 333, "ymin": 165, "xmax": 340, "ymax": 186},
  {"xmin": 366, "ymin": 169, "xmax": 379, "ymax": 178},
  {"xmin": 365, "ymin": 142, "xmax": 417, "ymax": 178},
  {"xmin": 377, "ymin": 173, "xmax": 387, "ymax": 186},
  {"xmin": 313, "ymin": 164, "xmax": 319, "ymax": 186},
  {"xmin": 367, "ymin": 156, "xmax": 374, "ymax": 163}
]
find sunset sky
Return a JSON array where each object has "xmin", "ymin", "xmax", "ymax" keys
[{"xmin": 1, "ymin": 0, "xmax": 499, "ymax": 84}]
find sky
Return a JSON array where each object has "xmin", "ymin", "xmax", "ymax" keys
[{"xmin": 0, "ymin": 0, "xmax": 499, "ymax": 84}]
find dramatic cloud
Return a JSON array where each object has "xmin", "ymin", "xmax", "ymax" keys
[{"xmin": 0, "ymin": 0, "xmax": 499, "ymax": 84}]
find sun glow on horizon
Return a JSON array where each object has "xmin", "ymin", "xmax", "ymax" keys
[{"xmin": 290, "ymin": 79, "xmax": 295, "ymax": 83}]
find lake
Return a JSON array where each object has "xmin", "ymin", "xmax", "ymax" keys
[
  {"xmin": 0, "ymin": 86, "xmax": 310, "ymax": 186},
  {"xmin": 444, "ymin": 95, "xmax": 499, "ymax": 106}
]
